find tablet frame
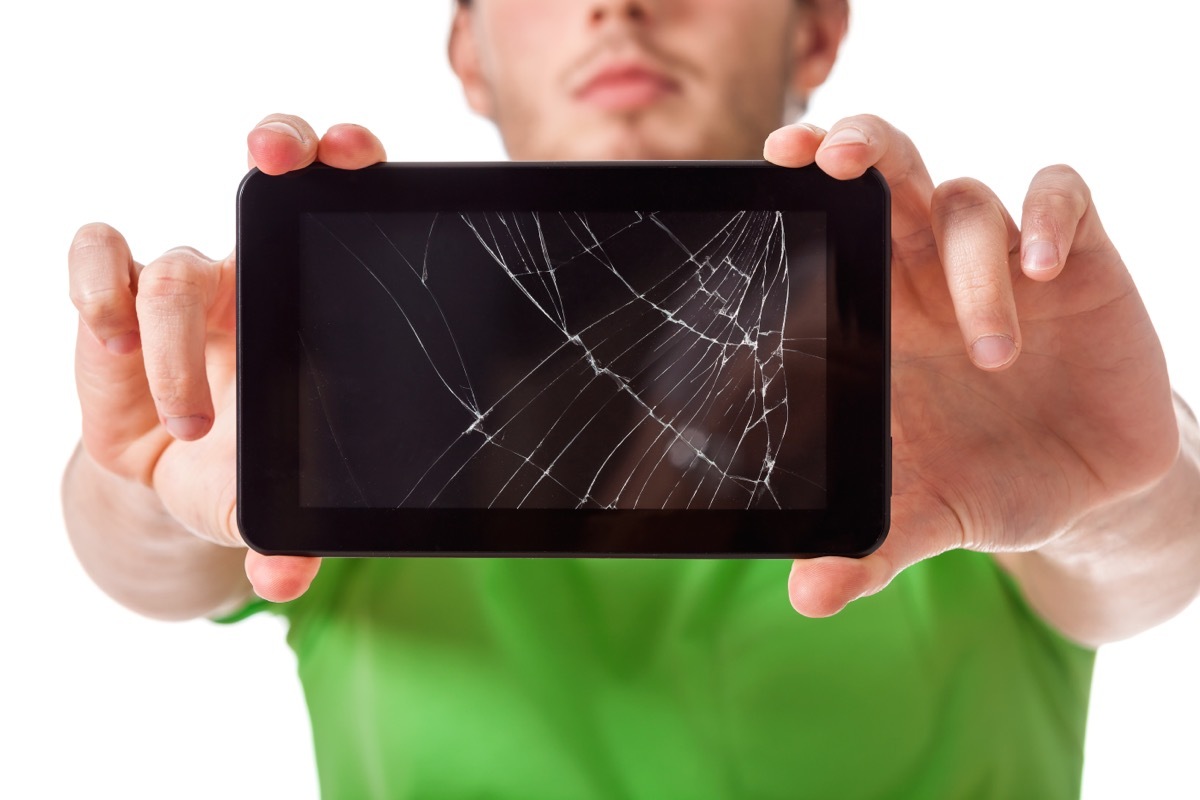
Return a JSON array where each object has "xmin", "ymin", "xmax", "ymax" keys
[{"xmin": 237, "ymin": 162, "xmax": 890, "ymax": 558}]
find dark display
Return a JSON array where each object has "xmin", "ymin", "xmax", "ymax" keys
[{"xmin": 298, "ymin": 210, "xmax": 827, "ymax": 510}]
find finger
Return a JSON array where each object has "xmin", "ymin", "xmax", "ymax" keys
[
  {"xmin": 152, "ymin": 410, "xmax": 321, "ymax": 602},
  {"xmin": 814, "ymin": 115, "xmax": 937, "ymax": 256},
  {"xmin": 762, "ymin": 122, "xmax": 827, "ymax": 167},
  {"xmin": 153, "ymin": 403, "xmax": 241, "ymax": 547},
  {"xmin": 69, "ymin": 223, "xmax": 141, "ymax": 352},
  {"xmin": 246, "ymin": 551, "xmax": 323, "ymax": 602},
  {"xmin": 70, "ymin": 224, "xmax": 164, "ymax": 473},
  {"xmin": 1019, "ymin": 165, "xmax": 1097, "ymax": 282},
  {"xmin": 246, "ymin": 113, "xmax": 320, "ymax": 175},
  {"xmin": 135, "ymin": 247, "xmax": 225, "ymax": 440},
  {"xmin": 788, "ymin": 501, "xmax": 963, "ymax": 617},
  {"xmin": 789, "ymin": 555, "xmax": 893, "ymax": 618},
  {"xmin": 316, "ymin": 123, "xmax": 388, "ymax": 169},
  {"xmin": 931, "ymin": 177, "xmax": 1022, "ymax": 370}
]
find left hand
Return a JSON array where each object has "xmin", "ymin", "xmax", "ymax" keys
[{"xmin": 764, "ymin": 116, "xmax": 1180, "ymax": 616}]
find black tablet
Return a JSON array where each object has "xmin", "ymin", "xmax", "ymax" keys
[{"xmin": 237, "ymin": 162, "xmax": 890, "ymax": 557}]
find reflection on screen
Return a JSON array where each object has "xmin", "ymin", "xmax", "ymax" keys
[{"xmin": 298, "ymin": 210, "xmax": 827, "ymax": 510}]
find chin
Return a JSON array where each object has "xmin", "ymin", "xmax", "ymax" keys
[
  {"xmin": 573, "ymin": 135, "xmax": 683, "ymax": 160},
  {"xmin": 511, "ymin": 112, "xmax": 754, "ymax": 162},
  {"xmin": 570, "ymin": 130, "xmax": 715, "ymax": 161}
]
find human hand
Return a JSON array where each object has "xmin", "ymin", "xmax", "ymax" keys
[
  {"xmin": 763, "ymin": 116, "xmax": 1180, "ymax": 617},
  {"xmin": 68, "ymin": 114, "xmax": 386, "ymax": 604}
]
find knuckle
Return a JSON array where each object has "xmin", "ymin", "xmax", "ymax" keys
[
  {"xmin": 70, "ymin": 222, "xmax": 126, "ymax": 257},
  {"xmin": 847, "ymin": 112, "xmax": 887, "ymax": 131},
  {"xmin": 955, "ymin": 272, "xmax": 1006, "ymax": 309},
  {"xmin": 136, "ymin": 253, "xmax": 209, "ymax": 309},
  {"xmin": 151, "ymin": 378, "xmax": 202, "ymax": 414},
  {"xmin": 164, "ymin": 244, "xmax": 208, "ymax": 260},
  {"xmin": 932, "ymin": 178, "xmax": 1001, "ymax": 224},
  {"xmin": 69, "ymin": 221, "xmax": 129, "ymax": 268},
  {"xmin": 1034, "ymin": 163, "xmax": 1083, "ymax": 187},
  {"xmin": 1028, "ymin": 165, "xmax": 1091, "ymax": 216},
  {"xmin": 934, "ymin": 177, "xmax": 989, "ymax": 205},
  {"xmin": 68, "ymin": 225, "xmax": 136, "ymax": 329},
  {"xmin": 70, "ymin": 284, "xmax": 128, "ymax": 326},
  {"xmin": 842, "ymin": 114, "xmax": 909, "ymax": 150},
  {"xmin": 1030, "ymin": 186, "xmax": 1077, "ymax": 209},
  {"xmin": 1023, "ymin": 200, "xmax": 1069, "ymax": 239}
]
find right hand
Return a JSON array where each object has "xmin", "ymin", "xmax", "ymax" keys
[{"xmin": 68, "ymin": 114, "xmax": 386, "ymax": 603}]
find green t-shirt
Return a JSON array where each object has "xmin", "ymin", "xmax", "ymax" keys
[{"xmin": 223, "ymin": 551, "xmax": 1094, "ymax": 798}]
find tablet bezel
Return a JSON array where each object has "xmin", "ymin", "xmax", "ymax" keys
[{"xmin": 237, "ymin": 162, "xmax": 890, "ymax": 558}]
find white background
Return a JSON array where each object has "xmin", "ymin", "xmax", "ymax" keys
[{"xmin": 2, "ymin": 1, "xmax": 1196, "ymax": 797}]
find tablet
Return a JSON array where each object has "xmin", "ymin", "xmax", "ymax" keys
[{"xmin": 237, "ymin": 162, "xmax": 890, "ymax": 557}]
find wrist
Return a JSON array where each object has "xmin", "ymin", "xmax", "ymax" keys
[
  {"xmin": 1039, "ymin": 392, "xmax": 1196, "ymax": 571},
  {"xmin": 63, "ymin": 442, "xmax": 251, "ymax": 621},
  {"xmin": 996, "ymin": 393, "xmax": 1200, "ymax": 645}
]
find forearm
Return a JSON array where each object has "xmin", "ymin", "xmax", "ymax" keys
[
  {"xmin": 997, "ymin": 394, "xmax": 1200, "ymax": 648},
  {"xmin": 62, "ymin": 444, "xmax": 252, "ymax": 621}
]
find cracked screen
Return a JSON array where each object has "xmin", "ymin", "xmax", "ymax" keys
[{"xmin": 298, "ymin": 209, "xmax": 827, "ymax": 511}]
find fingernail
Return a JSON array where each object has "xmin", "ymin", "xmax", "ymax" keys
[
  {"xmin": 971, "ymin": 334, "xmax": 1017, "ymax": 369},
  {"xmin": 164, "ymin": 415, "xmax": 210, "ymax": 440},
  {"xmin": 822, "ymin": 127, "xmax": 868, "ymax": 148},
  {"xmin": 1023, "ymin": 240, "xmax": 1059, "ymax": 272},
  {"xmin": 795, "ymin": 122, "xmax": 827, "ymax": 136},
  {"xmin": 257, "ymin": 121, "xmax": 303, "ymax": 141},
  {"xmin": 105, "ymin": 331, "xmax": 140, "ymax": 356}
]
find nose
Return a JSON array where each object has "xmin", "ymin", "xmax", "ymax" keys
[{"xmin": 588, "ymin": 0, "xmax": 652, "ymax": 25}]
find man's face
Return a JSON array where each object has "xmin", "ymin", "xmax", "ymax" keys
[{"xmin": 453, "ymin": 0, "xmax": 817, "ymax": 161}]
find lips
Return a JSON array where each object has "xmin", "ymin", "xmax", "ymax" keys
[{"xmin": 574, "ymin": 62, "xmax": 681, "ymax": 112}]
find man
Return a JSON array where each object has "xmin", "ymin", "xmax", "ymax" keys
[{"xmin": 63, "ymin": 0, "xmax": 1200, "ymax": 797}]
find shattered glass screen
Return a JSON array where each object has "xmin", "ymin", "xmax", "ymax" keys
[{"xmin": 298, "ymin": 210, "xmax": 827, "ymax": 510}]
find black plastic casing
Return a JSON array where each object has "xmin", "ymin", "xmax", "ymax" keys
[{"xmin": 237, "ymin": 162, "xmax": 890, "ymax": 558}]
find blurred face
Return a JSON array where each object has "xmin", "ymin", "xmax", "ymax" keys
[{"xmin": 451, "ymin": 0, "xmax": 833, "ymax": 160}]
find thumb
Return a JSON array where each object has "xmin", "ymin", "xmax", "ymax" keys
[
  {"xmin": 246, "ymin": 114, "xmax": 320, "ymax": 176},
  {"xmin": 245, "ymin": 550, "xmax": 323, "ymax": 602},
  {"xmin": 788, "ymin": 499, "xmax": 963, "ymax": 616}
]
